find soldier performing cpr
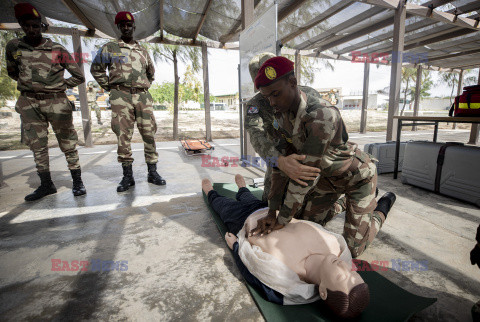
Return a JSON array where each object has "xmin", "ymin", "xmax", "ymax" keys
[
  {"xmin": 91, "ymin": 11, "xmax": 166, "ymax": 192},
  {"xmin": 250, "ymin": 56, "xmax": 396, "ymax": 257},
  {"xmin": 245, "ymin": 52, "xmax": 346, "ymax": 221},
  {"xmin": 6, "ymin": 3, "xmax": 86, "ymax": 201}
]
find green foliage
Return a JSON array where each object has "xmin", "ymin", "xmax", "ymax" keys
[
  {"xmin": 0, "ymin": 30, "xmax": 21, "ymax": 104},
  {"xmin": 149, "ymin": 82, "xmax": 175, "ymax": 104}
]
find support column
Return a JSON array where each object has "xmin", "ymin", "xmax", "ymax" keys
[
  {"xmin": 241, "ymin": 0, "xmax": 255, "ymax": 160},
  {"xmin": 71, "ymin": 28, "xmax": 93, "ymax": 147},
  {"xmin": 241, "ymin": 0, "xmax": 254, "ymax": 29},
  {"xmin": 360, "ymin": 62, "xmax": 369, "ymax": 134},
  {"xmin": 412, "ymin": 65, "xmax": 422, "ymax": 131},
  {"xmin": 452, "ymin": 69, "xmax": 463, "ymax": 129},
  {"xmin": 386, "ymin": 1, "xmax": 406, "ymax": 142},
  {"xmin": 202, "ymin": 44, "xmax": 212, "ymax": 141},
  {"xmin": 467, "ymin": 68, "xmax": 479, "ymax": 144},
  {"xmin": 295, "ymin": 50, "xmax": 301, "ymax": 85}
]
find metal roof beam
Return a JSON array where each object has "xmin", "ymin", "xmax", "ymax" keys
[
  {"xmin": 192, "ymin": 0, "xmax": 213, "ymax": 42},
  {"xmin": 280, "ymin": 0, "xmax": 355, "ymax": 45},
  {"xmin": 427, "ymin": 48, "xmax": 480, "ymax": 63},
  {"xmin": 296, "ymin": 6, "xmax": 388, "ymax": 50},
  {"xmin": 355, "ymin": 0, "xmax": 480, "ymax": 30},
  {"xmin": 316, "ymin": 0, "xmax": 455, "ymax": 51},
  {"xmin": 335, "ymin": 1, "xmax": 479, "ymax": 55}
]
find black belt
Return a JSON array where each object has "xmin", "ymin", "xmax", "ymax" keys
[
  {"xmin": 22, "ymin": 92, "xmax": 66, "ymax": 100},
  {"xmin": 113, "ymin": 85, "xmax": 148, "ymax": 94}
]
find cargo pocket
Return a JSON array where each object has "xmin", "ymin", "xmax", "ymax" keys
[
  {"xmin": 354, "ymin": 150, "xmax": 376, "ymax": 183},
  {"xmin": 23, "ymin": 122, "xmax": 48, "ymax": 149},
  {"xmin": 111, "ymin": 111, "xmax": 120, "ymax": 136}
]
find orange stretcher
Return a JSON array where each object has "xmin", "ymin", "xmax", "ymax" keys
[{"xmin": 180, "ymin": 139, "xmax": 214, "ymax": 156}]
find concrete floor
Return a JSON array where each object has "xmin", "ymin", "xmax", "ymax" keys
[{"xmin": 0, "ymin": 129, "xmax": 479, "ymax": 321}]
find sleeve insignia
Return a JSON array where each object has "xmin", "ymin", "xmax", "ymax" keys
[
  {"xmin": 272, "ymin": 119, "xmax": 279, "ymax": 130},
  {"xmin": 247, "ymin": 106, "xmax": 258, "ymax": 114}
]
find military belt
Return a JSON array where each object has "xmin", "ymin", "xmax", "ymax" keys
[
  {"xmin": 113, "ymin": 85, "xmax": 148, "ymax": 94},
  {"xmin": 22, "ymin": 92, "xmax": 66, "ymax": 100}
]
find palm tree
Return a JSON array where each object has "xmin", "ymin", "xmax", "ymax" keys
[
  {"xmin": 148, "ymin": 38, "xmax": 201, "ymax": 140},
  {"xmin": 438, "ymin": 71, "xmax": 459, "ymax": 106},
  {"xmin": 399, "ymin": 67, "xmax": 417, "ymax": 116}
]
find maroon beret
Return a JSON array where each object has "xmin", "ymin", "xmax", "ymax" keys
[
  {"xmin": 14, "ymin": 3, "xmax": 41, "ymax": 20},
  {"xmin": 254, "ymin": 56, "xmax": 294, "ymax": 89},
  {"xmin": 115, "ymin": 11, "xmax": 134, "ymax": 24}
]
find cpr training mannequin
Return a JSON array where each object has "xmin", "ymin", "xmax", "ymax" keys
[{"xmin": 203, "ymin": 175, "xmax": 369, "ymax": 319}]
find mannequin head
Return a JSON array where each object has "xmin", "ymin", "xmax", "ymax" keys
[{"xmin": 313, "ymin": 254, "xmax": 369, "ymax": 318}]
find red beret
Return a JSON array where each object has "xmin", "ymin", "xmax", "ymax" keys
[
  {"xmin": 115, "ymin": 11, "xmax": 134, "ymax": 24},
  {"xmin": 14, "ymin": 3, "xmax": 41, "ymax": 20},
  {"xmin": 254, "ymin": 56, "xmax": 294, "ymax": 89}
]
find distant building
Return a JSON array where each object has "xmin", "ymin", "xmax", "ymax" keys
[
  {"xmin": 315, "ymin": 88, "xmax": 389, "ymax": 110},
  {"xmin": 214, "ymin": 93, "xmax": 239, "ymax": 110}
]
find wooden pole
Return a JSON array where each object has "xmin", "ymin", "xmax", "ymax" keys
[
  {"xmin": 412, "ymin": 65, "xmax": 422, "ymax": 131},
  {"xmin": 71, "ymin": 28, "xmax": 93, "ymax": 147},
  {"xmin": 452, "ymin": 69, "xmax": 463, "ymax": 129},
  {"xmin": 202, "ymin": 44, "xmax": 212, "ymax": 141},
  {"xmin": 467, "ymin": 68, "xmax": 479, "ymax": 144},
  {"xmin": 386, "ymin": 1, "xmax": 406, "ymax": 142},
  {"xmin": 360, "ymin": 62, "xmax": 369, "ymax": 134},
  {"xmin": 295, "ymin": 50, "xmax": 301, "ymax": 85},
  {"xmin": 241, "ymin": 0, "xmax": 255, "ymax": 160}
]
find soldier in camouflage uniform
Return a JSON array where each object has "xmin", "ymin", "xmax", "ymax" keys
[
  {"xmin": 90, "ymin": 11, "xmax": 166, "ymax": 192},
  {"xmin": 245, "ymin": 53, "xmax": 347, "ymax": 219},
  {"xmin": 87, "ymin": 81, "xmax": 102, "ymax": 125},
  {"xmin": 6, "ymin": 3, "xmax": 86, "ymax": 201},
  {"xmin": 250, "ymin": 56, "xmax": 396, "ymax": 258}
]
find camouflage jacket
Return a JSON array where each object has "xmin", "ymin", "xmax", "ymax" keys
[
  {"xmin": 269, "ymin": 91, "xmax": 359, "ymax": 225},
  {"xmin": 5, "ymin": 37, "xmax": 85, "ymax": 93},
  {"xmin": 244, "ymin": 85, "xmax": 330, "ymax": 162},
  {"xmin": 90, "ymin": 39, "xmax": 155, "ymax": 91}
]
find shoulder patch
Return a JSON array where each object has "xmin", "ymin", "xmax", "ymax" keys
[
  {"xmin": 247, "ymin": 106, "xmax": 258, "ymax": 114},
  {"xmin": 272, "ymin": 119, "xmax": 279, "ymax": 130}
]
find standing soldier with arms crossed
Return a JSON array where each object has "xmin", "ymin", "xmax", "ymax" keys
[
  {"xmin": 87, "ymin": 81, "xmax": 102, "ymax": 125},
  {"xmin": 91, "ymin": 11, "xmax": 166, "ymax": 192},
  {"xmin": 245, "ymin": 53, "xmax": 346, "ymax": 221},
  {"xmin": 6, "ymin": 3, "xmax": 86, "ymax": 201}
]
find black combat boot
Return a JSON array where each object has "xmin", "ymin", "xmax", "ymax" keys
[
  {"xmin": 117, "ymin": 164, "xmax": 135, "ymax": 192},
  {"xmin": 70, "ymin": 169, "xmax": 86, "ymax": 196},
  {"xmin": 374, "ymin": 192, "xmax": 396, "ymax": 219},
  {"xmin": 25, "ymin": 171, "xmax": 57, "ymax": 201},
  {"xmin": 147, "ymin": 163, "xmax": 166, "ymax": 185}
]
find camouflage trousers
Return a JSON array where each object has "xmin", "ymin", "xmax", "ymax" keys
[
  {"xmin": 88, "ymin": 101, "xmax": 101, "ymax": 122},
  {"xmin": 110, "ymin": 89, "xmax": 158, "ymax": 165},
  {"xmin": 15, "ymin": 93, "xmax": 80, "ymax": 172},
  {"xmin": 297, "ymin": 150, "xmax": 384, "ymax": 258}
]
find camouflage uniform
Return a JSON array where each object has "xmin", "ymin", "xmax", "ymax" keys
[
  {"xmin": 269, "ymin": 91, "xmax": 384, "ymax": 258},
  {"xmin": 87, "ymin": 86, "xmax": 101, "ymax": 123},
  {"xmin": 244, "ymin": 85, "xmax": 344, "ymax": 214},
  {"xmin": 90, "ymin": 39, "xmax": 157, "ymax": 165},
  {"xmin": 5, "ymin": 37, "xmax": 84, "ymax": 172}
]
